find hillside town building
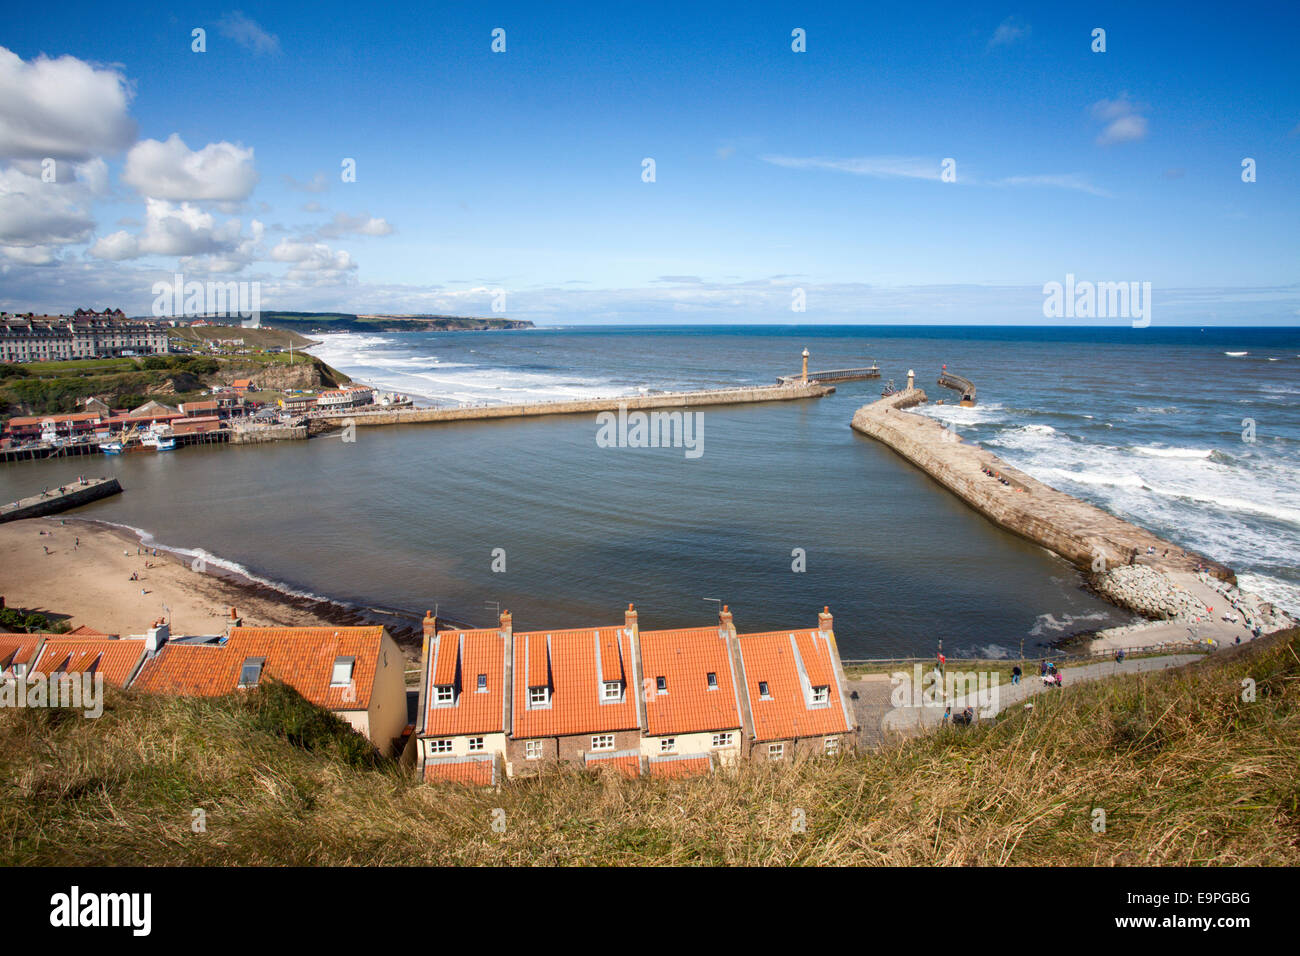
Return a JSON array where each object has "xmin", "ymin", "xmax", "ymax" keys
[
  {"xmin": 0, "ymin": 315, "xmax": 170, "ymax": 363},
  {"xmin": 415, "ymin": 604, "xmax": 855, "ymax": 784}
]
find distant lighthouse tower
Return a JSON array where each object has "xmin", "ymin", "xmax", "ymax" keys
[
  {"xmin": 907, "ymin": 368, "xmax": 915, "ymax": 390},
  {"xmin": 801, "ymin": 348, "xmax": 810, "ymax": 384}
]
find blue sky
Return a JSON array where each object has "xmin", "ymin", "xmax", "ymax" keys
[{"xmin": 1, "ymin": 1, "xmax": 1297, "ymax": 324}]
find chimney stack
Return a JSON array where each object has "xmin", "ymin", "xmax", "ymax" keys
[
  {"xmin": 719, "ymin": 604, "xmax": 734, "ymax": 633},
  {"xmin": 499, "ymin": 609, "xmax": 513, "ymax": 633},
  {"xmin": 145, "ymin": 619, "xmax": 170, "ymax": 654},
  {"xmin": 818, "ymin": 605, "xmax": 833, "ymax": 633},
  {"xmin": 228, "ymin": 606, "xmax": 242, "ymax": 628},
  {"xmin": 422, "ymin": 610, "xmax": 438, "ymax": 641},
  {"xmin": 624, "ymin": 602, "xmax": 638, "ymax": 632}
]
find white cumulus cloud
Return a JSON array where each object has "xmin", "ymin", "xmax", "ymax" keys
[
  {"xmin": 0, "ymin": 47, "xmax": 137, "ymax": 161},
  {"xmin": 122, "ymin": 134, "xmax": 258, "ymax": 202}
]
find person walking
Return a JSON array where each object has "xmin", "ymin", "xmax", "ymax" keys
[{"xmin": 1011, "ymin": 665, "xmax": 1021, "ymax": 685}]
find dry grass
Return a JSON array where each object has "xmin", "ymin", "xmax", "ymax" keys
[{"xmin": 2, "ymin": 629, "xmax": 1297, "ymax": 866}]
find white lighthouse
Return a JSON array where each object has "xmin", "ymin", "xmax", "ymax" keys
[{"xmin": 801, "ymin": 348, "xmax": 810, "ymax": 384}]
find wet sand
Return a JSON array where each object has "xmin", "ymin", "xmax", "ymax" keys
[{"xmin": 0, "ymin": 517, "xmax": 424, "ymax": 658}]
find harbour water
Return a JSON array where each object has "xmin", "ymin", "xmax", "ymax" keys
[{"xmin": 2, "ymin": 325, "xmax": 1296, "ymax": 658}]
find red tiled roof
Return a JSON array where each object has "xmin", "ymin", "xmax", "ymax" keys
[
  {"xmin": 424, "ymin": 757, "xmax": 496, "ymax": 786},
  {"xmin": 737, "ymin": 629, "xmax": 851, "ymax": 742},
  {"xmin": 67, "ymin": 625, "xmax": 114, "ymax": 636},
  {"xmin": 512, "ymin": 626, "xmax": 639, "ymax": 738},
  {"xmin": 31, "ymin": 637, "xmax": 146, "ymax": 688},
  {"xmin": 421, "ymin": 628, "xmax": 506, "ymax": 736},
  {"xmin": 639, "ymin": 626, "xmax": 742, "ymax": 736},
  {"xmin": 585, "ymin": 753, "xmax": 641, "ymax": 777},
  {"xmin": 132, "ymin": 627, "xmax": 388, "ymax": 710},
  {"xmin": 649, "ymin": 755, "xmax": 712, "ymax": 779},
  {"xmin": 0, "ymin": 634, "xmax": 43, "ymax": 672}
]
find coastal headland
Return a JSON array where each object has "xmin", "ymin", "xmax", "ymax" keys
[{"xmin": 851, "ymin": 386, "xmax": 1293, "ymax": 650}]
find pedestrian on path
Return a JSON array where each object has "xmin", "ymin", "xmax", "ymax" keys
[{"xmin": 1012, "ymin": 665, "xmax": 1021, "ymax": 685}]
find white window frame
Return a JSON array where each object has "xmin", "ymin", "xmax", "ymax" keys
[
  {"xmin": 811, "ymin": 685, "xmax": 829, "ymax": 705},
  {"xmin": 330, "ymin": 657, "xmax": 354, "ymax": 687},
  {"xmin": 429, "ymin": 739, "xmax": 453, "ymax": 754},
  {"xmin": 711, "ymin": 732, "xmax": 734, "ymax": 748},
  {"xmin": 591, "ymin": 734, "xmax": 615, "ymax": 752},
  {"xmin": 824, "ymin": 736, "xmax": 839, "ymax": 754},
  {"xmin": 468, "ymin": 737, "xmax": 485, "ymax": 752},
  {"xmin": 660, "ymin": 737, "xmax": 676, "ymax": 753},
  {"xmin": 525, "ymin": 740, "xmax": 543, "ymax": 760},
  {"xmin": 758, "ymin": 681, "xmax": 771, "ymax": 699},
  {"xmin": 602, "ymin": 680, "xmax": 622, "ymax": 701},
  {"xmin": 529, "ymin": 686, "xmax": 550, "ymax": 706},
  {"xmin": 768, "ymin": 742, "xmax": 785, "ymax": 759},
  {"xmin": 655, "ymin": 675, "xmax": 667, "ymax": 693},
  {"xmin": 238, "ymin": 658, "xmax": 263, "ymax": 688},
  {"xmin": 435, "ymin": 684, "xmax": 454, "ymax": 706},
  {"xmin": 476, "ymin": 673, "xmax": 488, "ymax": 693}
]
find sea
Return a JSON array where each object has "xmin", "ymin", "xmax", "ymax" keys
[{"xmin": 3, "ymin": 325, "xmax": 1297, "ymax": 659}]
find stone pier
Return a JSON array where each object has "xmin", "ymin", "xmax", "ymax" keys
[
  {"xmin": 850, "ymin": 388, "xmax": 1231, "ymax": 581},
  {"xmin": 316, "ymin": 381, "xmax": 835, "ymax": 429},
  {"xmin": 0, "ymin": 477, "xmax": 122, "ymax": 524}
]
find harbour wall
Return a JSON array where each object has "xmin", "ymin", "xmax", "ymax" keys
[
  {"xmin": 229, "ymin": 424, "xmax": 308, "ymax": 444},
  {"xmin": 850, "ymin": 389, "xmax": 1233, "ymax": 583},
  {"xmin": 0, "ymin": 477, "xmax": 123, "ymax": 523},
  {"xmin": 320, "ymin": 382, "xmax": 835, "ymax": 428}
]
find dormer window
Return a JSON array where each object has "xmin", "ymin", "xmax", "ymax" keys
[
  {"xmin": 758, "ymin": 681, "xmax": 771, "ymax": 699},
  {"xmin": 811, "ymin": 685, "xmax": 829, "ymax": 705},
  {"xmin": 529, "ymin": 686, "xmax": 550, "ymax": 706},
  {"xmin": 330, "ymin": 657, "xmax": 355, "ymax": 686},
  {"xmin": 239, "ymin": 658, "xmax": 264, "ymax": 688},
  {"xmin": 706, "ymin": 672, "xmax": 717, "ymax": 689},
  {"xmin": 435, "ymin": 684, "xmax": 454, "ymax": 706},
  {"xmin": 602, "ymin": 680, "xmax": 622, "ymax": 701},
  {"xmin": 477, "ymin": 673, "xmax": 488, "ymax": 692}
]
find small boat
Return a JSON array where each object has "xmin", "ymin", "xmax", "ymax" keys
[
  {"xmin": 881, "ymin": 379, "xmax": 899, "ymax": 397},
  {"xmin": 140, "ymin": 423, "xmax": 176, "ymax": 451},
  {"xmin": 100, "ymin": 441, "xmax": 124, "ymax": 455}
]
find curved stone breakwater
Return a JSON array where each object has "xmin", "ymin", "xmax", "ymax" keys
[
  {"xmin": 848, "ymin": 388, "xmax": 1295, "ymax": 646},
  {"xmin": 850, "ymin": 388, "xmax": 1229, "ymax": 580}
]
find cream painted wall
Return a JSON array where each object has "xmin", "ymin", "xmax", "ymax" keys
[{"xmin": 640, "ymin": 730, "xmax": 741, "ymax": 765}]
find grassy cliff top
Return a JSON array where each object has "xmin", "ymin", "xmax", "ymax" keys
[{"xmin": 2, "ymin": 629, "xmax": 1296, "ymax": 866}]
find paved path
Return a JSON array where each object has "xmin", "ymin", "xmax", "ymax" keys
[{"xmin": 848, "ymin": 654, "xmax": 1203, "ymax": 745}]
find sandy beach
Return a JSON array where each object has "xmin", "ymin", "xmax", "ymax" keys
[{"xmin": 0, "ymin": 517, "xmax": 413, "ymax": 648}]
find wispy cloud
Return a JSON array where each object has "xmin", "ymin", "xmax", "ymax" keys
[
  {"xmin": 217, "ymin": 12, "xmax": 281, "ymax": 56},
  {"xmin": 1091, "ymin": 93, "xmax": 1149, "ymax": 145},
  {"xmin": 760, "ymin": 154, "xmax": 941, "ymax": 181},
  {"xmin": 764, "ymin": 154, "xmax": 1108, "ymax": 196},
  {"xmin": 992, "ymin": 174, "xmax": 1111, "ymax": 197},
  {"xmin": 987, "ymin": 17, "xmax": 1030, "ymax": 50}
]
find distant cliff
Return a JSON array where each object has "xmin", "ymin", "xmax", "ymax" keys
[{"xmin": 255, "ymin": 312, "xmax": 533, "ymax": 333}]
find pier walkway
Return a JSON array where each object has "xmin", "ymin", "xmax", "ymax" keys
[
  {"xmin": 777, "ymin": 366, "xmax": 880, "ymax": 385},
  {"xmin": 0, "ymin": 476, "xmax": 122, "ymax": 524},
  {"xmin": 315, "ymin": 381, "xmax": 835, "ymax": 428}
]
